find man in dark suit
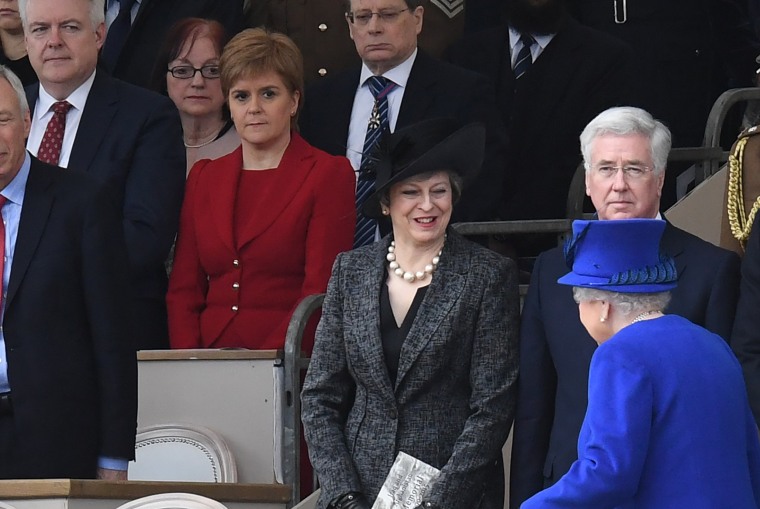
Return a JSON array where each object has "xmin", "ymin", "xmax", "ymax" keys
[
  {"xmin": 510, "ymin": 106, "xmax": 741, "ymax": 508},
  {"xmin": 246, "ymin": 0, "xmax": 491, "ymax": 84},
  {"xmin": 566, "ymin": 0, "xmax": 759, "ymax": 208},
  {"xmin": 299, "ymin": 0, "xmax": 507, "ymax": 224},
  {"xmin": 448, "ymin": 0, "xmax": 632, "ymax": 221},
  {"xmin": 0, "ymin": 65, "xmax": 136, "ymax": 480},
  {"xmin": 21, "ymin": 0, "xmax": 186, "ymax": 350},
  {"xmin": 102, "ymin": 0, "xmax": 243, "ymax": 89}
]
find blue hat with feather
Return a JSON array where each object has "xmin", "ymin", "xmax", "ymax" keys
[{"xmin": 557, "ymin": 219, "xmax": 678, "ymax": 292}]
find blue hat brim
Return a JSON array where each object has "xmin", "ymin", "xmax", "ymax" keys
[{"xmin": 557, "ymin": 272, "xmax": 677, "ymax": 293}]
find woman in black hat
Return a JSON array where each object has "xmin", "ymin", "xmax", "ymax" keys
[
  {"xmin": 301, "ymin": 118, "xmax": 520, "ymax": 509},
  {"xmin": 523, "ymin": 219, "xmax": 760, "ymax": 508}
]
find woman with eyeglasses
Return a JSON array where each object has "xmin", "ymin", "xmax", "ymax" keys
[
  {"xmin": 153, "ymin": 18, "xmax": 240, "ymax": 174},
  {"xmin": 167, "ymin": 28, "xmax": 355, "ymax": 354}
]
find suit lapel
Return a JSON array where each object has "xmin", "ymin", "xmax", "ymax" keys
[
  {"xmin": 347, "ymin": 238, "xmax": 396, "ymax": 401},
  {"xmin": 394, "ymin": 232, "xmax": 467, "ymax": 391},
  {"xmin": 396, "ymin": 51, "xmax": 438, "ymax": 129},
  {"xmin": 68, "ymin": 73, "xmax": 118, "ymax": 173},
  {"xmin": 661, "ymin": 221, "xmax": 688, "ymax": 279},
  {"xmin": 6, "ymin": 160, "xmax": 55, "ymax": 307},
  {"xmin": 209, "ymin": 149, "xmax": 242, "ymax": 254}
]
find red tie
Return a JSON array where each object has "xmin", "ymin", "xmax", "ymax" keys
[
  {"xmin": 37, "ymin": 101, "xmax": 72, "ymax": 165},
  {"xmin": 0, "ymin": 195, "xmax": 8, "ymax": 308}
]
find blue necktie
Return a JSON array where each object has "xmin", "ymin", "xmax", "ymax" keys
[
  {"xmin": 354, "ymin": 76, "xmax": 397, "ymax": 248},
  {"xmin": 514, "ymin": 34, "xmax": 536, "ymax": 79},
  {"xmin": 101, "ymin": 0, "xmax": 137, "ymax": 71}
]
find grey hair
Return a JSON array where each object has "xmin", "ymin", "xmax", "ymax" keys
[
  {"xmin": 572, "ymin": 286, "xmax": 671, "ymax": 318},
  {"xmin": 19, "ymin": 0, "xmax": 105, "ymax": 30},
  {"xmin": 0, "ymin": 66, "xmax": 29, "ymax": 115},
  {"xmin": 580, "ymin": 106, "xmax": 671, "ymax": 176},
  {"xmin": 343, "ymin": 0, "xmax": 423, "ymax": 12}
]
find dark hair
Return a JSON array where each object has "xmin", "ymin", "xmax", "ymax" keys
[
  {"xmin": 343, "ymin": 0, "xmax": 423, "ymax": 13},
  {"xmin": 151, "ymin": 18, "xmax": 228, "ymax": 96},
  {"xmin": 220, "ymin": 28, "xmax": 304, "ymax": 128}
]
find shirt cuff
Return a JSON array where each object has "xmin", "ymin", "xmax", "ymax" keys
[{"xmin": 98, "ymin": 456, "xmax": 128, "ymax": 471}]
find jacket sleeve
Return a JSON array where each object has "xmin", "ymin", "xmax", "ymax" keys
[
  {"xmin": 301, "ymin": 253, "xmax": 364, "ymax": 503},
  {"xmin": 268, "ymin": 154, "xmax": 356, "ymax": 350},
  {"xmin": 83, "ymin": 181, "xmax": 138, "ymax": 460},
  {"xmin": 121, "ymin": 94, "xmax": 186, "ymax": 279},
  {"xmin": 732, "ymin": 220, "xmax": 760, "ymax": 426},
  {"xmin": 521, "ymin": 345, "xmax": 651, "ymax": 508},
  {"xmin": 426, "ymin": 256, "xmax": 520, "ymax": 509},
  {"xmin": 509, "ymin": 253, "xmax": 557, "ymax": 507},
  {"xmin": 166, "ymin": 160, "xmax": 210, "ymax": 348}
]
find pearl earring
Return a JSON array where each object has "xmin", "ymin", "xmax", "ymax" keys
[
  {"xmin": 600, "ymin": 316, "xmax": 606, "ymax": 323},
  {"xmin": 382, "ymin": 208, "xmax": 389, "ymax": 216}
]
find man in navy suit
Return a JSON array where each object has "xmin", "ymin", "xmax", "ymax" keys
[
  {"xmin": 510, "ymin": 106, "xmax": 741, "ymax": 508},
  {"xmin": 20, "ymin": 0, "xmax": 186, "ymax": 350},
  {"xmin": 448, "ymin": 0, "xmax": 633, "ymax": 221},
  {"xmin": 0, "ymin": 65, "xmax": 135, "ymax": 480},
  {"xmin": 299, "ymin": 0, "xmax": 507, "ymax": 224}
]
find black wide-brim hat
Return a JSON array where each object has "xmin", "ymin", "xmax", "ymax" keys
[{"xmin": 360, "ymin": 118, "xmax": 486, "ymax": 219}]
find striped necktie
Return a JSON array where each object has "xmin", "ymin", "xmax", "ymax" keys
[
  {"xmin": 101, "ymin": 0, "xmax": 137, "ymax": 71},
  {"xmin": 514, "ymin": 33, "xmax": 536, "ymax": 79},
  {"xmin": 354, "ymin": 76, "xmax": 397, "ymax": 248}
]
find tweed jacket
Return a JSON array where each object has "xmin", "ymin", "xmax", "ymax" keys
[{"xmin": 301, "ymin": 231, "xmax": 519, "ymax": 509}]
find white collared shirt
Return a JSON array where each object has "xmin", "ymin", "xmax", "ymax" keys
[
  {"xmin": 26, "ymin": 70, "xmax": 97, "ymax": 169},
  {"xmin": 346, "ymin": 48, "xmax": 418, "ymax": 174},
  {"xmin": 508, "ymin": 26, "xmax": 555, "ymax": 69},
  {"xmin": 105, "ymin": 0, "xmax": 142, "ymax": 28}
]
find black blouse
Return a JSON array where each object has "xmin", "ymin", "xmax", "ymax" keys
[{"xmin": 379, "ymin": 279, "xmax": 428, "ymax": 385}]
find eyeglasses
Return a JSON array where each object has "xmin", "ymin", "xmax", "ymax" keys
[
  {"xmin": 167, "ymin": 65, "xmax": 221, "ymax": 80},
  {"xmin": 591, "ymin": 165, "xmax": 654, "ymax": 179},
  {"xmin": 347, "ymin": 8, "xmax": 410, "ymax": 25}
]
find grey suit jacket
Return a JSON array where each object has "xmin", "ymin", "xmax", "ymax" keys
[{"xmin": 301, "ymin": 231, "xmax": 519, "ymax": 509}]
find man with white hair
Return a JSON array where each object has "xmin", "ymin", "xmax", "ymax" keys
[
  {"xmin": 0, "ymin": 64, "xmax": 135, "ymax": 480},
  {"xmin": 510, "ymin": 106, "xmax": 741, "ymax": 508},
  {"xmin": 20, "ymin": 0, "xmax": 185, "ymax": 350}
]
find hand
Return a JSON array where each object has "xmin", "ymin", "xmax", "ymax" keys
[
  {"xmin": 331, "ymin": 492, "xmax": 371, "ymax": 509},
  {"xmin": 96, "ymin": 467, "xmax": 127, "ymax": 481}
]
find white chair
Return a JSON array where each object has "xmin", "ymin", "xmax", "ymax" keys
[
  {"xmin": 116, "ymin": 492, "xmax": 228, "ymax": 509},
  {"xmin": 0, "ymin": 502, "xmax": 19, "ymax": 509},
  {"xmin": 128, "ymin": 424, "xmax": 237, "ymax": 483}
]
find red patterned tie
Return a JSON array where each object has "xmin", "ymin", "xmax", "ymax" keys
[{"xmin": 37, "ymin": 101, "xmax": 72, "ymax": 165}]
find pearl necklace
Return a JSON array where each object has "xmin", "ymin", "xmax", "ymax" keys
[
  {"xmin": 631, "ymin": 310, "xmax": 662, "ymax": 324},
  {"xmin": 386, "ymin": 241, "xmax": 442, "ymax": 283}
]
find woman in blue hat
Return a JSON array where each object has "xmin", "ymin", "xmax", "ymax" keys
[{"xmin": 522, "ymin": 219, "xmax": 760, "ymax": 508}]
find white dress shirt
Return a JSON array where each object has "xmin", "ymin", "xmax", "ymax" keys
[
  {"xmin": 26, "ymin": 71, "xmax": 97, "ymax": 168},
  {"xmin": 508, "ymin": 27, "xmax": 555, "ymax": 69},
  {"xmin": 346, "ymin": 48, "xmax": 418, "ymax": 174}
]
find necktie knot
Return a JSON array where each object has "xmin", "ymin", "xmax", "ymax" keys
[
  {"xmin": 520, "ymin": 33, "xmax": 536, "ymax": 49},
  {"xmin": 367, "ymin": 76, "xmax": 396, "ymax": 100},
  {"xmin": 52, "ymin": 101, "xmax": 72, "ymax": 116},
  {"xmin": 117, "ymin": 0, "xmax": 137, "ymax": 12}
]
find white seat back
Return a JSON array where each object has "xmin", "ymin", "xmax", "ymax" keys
[
  {"xmin": 291, "ymin": 489, "xmax": 320, "ymax": 509},
  {"xmin": 116, "ymin": 492, "xmax": 228, "ymax": 509},
  {"xmin": 128, "ymin": 424, "xmax": 237, "ymax": 483}
]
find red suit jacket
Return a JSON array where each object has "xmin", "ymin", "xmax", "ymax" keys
[{"xmin": 167, "ymin": 133, "xmax": 355, "ymax": 351}]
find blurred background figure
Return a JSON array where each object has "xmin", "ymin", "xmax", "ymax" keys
[
  {"xmin": 101, "ymin": 0, "xmax": 243, "ymax": 89},
  {"xmin": 167, "ymin": 28, "xmax": 355, "ymax": 352},
  {"xmin": 0, "ymin": 0, "xmax": 35, "ymax": 86},
  {"xmin": 302, "ymin": 119, "xmax": 519, "ymax": 509},
  {"xmin": 153, "ymin": 18, "xmax": 240, "ymax": 174},
  {"xmin": 523, "ymin": 219, "xmax": 760, "ymax": 508}
]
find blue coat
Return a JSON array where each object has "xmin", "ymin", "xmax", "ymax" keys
[{"xmin": 522, "ymin": 315, "xmax": 760, "ymax": 508}]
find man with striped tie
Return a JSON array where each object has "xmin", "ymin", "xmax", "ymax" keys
[{"xmin": 300, "ymin": 0, "xmax": 507, "ymax": 247}]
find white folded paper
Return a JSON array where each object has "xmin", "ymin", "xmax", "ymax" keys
[{"xmin": 372, "ymin": 451, "xmax": 441, "ymax": 509}]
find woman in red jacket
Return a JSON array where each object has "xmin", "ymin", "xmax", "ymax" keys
[{"xmin": 167, "ymin": 28, "xmax": 356, "ymax": 352}]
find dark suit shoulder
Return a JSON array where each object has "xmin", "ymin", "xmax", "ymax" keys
[{"xmin": 663, "ymin": 223, "xmax": 740, "ymax": 263}]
